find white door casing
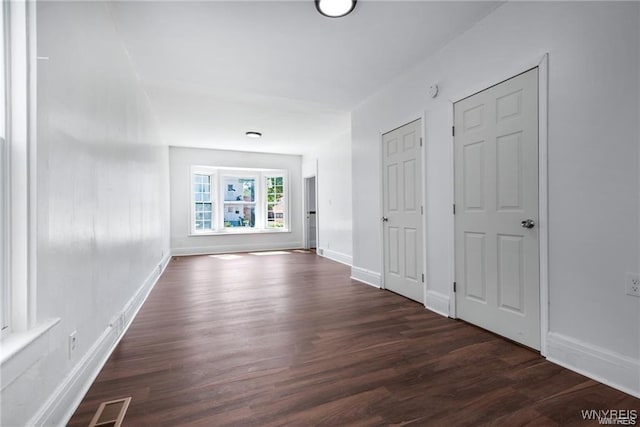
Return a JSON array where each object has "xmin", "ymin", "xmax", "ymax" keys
[
  {"xmin": 382, "ymin": 119, "xmax": 424, "ymax": 303},
  {"xmin": 454, "ymin": 68, "xmax": 540, "ymax": 349}
]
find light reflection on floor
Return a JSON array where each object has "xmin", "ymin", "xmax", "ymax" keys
[
  {"xmin": 208, "ymin": 254, "xmax": 244, "ymax": 260},
  {"xmin": 207, "ymin": 250, "xmax": 313, "ymax": 260},
  {"xmin": 249, "ymin": 251, "xmax": 290, "ymax": 256}
]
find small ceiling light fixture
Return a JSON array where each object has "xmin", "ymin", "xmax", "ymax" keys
[
  {"xmin": 245, "ymin": 131, "xmax": 262, "ymax": 138},
  {"xmin": 315, "ymin": 0, "xmax": 357, "ymax": 18}
]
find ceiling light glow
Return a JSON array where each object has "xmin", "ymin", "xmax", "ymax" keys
[
  {"xmin": 315, "ymin": 0, "xmax": 357, "ymax": 18},
  {"xmin": 246, "ymin": 131, "xmax": 262, "ymax": 138}
]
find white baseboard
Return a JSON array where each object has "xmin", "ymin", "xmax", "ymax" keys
[
  {"xmin": 171, "ymin": 241, "xmax": 303, "ymax": 256},
  {"xmin": 425, "ymin": 290, "xmax": 450, "ymax": 317},
  {"xmin": 29, "ymin": 253, "xmax": 172, "ymax": 426},
  {"xmin": 546, "ymin": 332, "xmax": 640, "ymax": 399},
  {"xmin": 321, "ymin": 249, "xmax": 353, "ymax": 266},
  {"xmin": 350, "ymin": 266, "xmax": 381, "ymax": 288}
]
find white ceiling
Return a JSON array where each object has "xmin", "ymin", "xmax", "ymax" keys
[{"xmin": 109, "ymin": 1, "xmax": 502, "ymax": 155}]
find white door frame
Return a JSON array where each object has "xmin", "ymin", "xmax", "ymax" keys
[
  {"xmin": 302, "ymin": 172, "xmax": 318, "ymax": 250},
  {"xmin": 448, "ymin": 53, "xmax": 549, "ymax": 356},
  {"xmin": 379, "ymin": 114, "xmax": 428, "ymax": 305}
]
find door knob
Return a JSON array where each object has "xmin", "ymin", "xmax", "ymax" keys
[
  {"xmin": 382, "ymin": 217, "xmax": 389, "ymax": 222},
  {"xmin": 521, "ymin": 219, "xmax": 535, "ymax": 229}
]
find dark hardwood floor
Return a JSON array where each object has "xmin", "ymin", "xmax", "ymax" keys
[{"xmin": 69, "ymin": 251, "xmax": 639, "ymax": 426}]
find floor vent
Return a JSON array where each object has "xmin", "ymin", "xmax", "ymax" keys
[{"xmin": 88, "ymin": 397, "xmax": 131, "ymax": 427}]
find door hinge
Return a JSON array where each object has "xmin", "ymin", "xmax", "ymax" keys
[
  {"xmin": 422, "ymin": 273, "xmax": 425, "ymax": 283},
  {"xmin": 453, "ymin": 204, "xmax": 456, "ymax": 215},
  {"xmin": 453, "ymin": 282, "xmax": 457, "ymax": 292},
  {"xmin": 420, "ymin": 137, "xmax": 423, "ymax": 147},
  {"xmin": 452, "ymin": 126, "xmax": 455, "ymax": 137}
]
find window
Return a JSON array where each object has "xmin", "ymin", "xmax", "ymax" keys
[
  {"xmin": 266, "ymin": 176, "xmax": 285, "ymax": 229},
  {"xmin": 0, "ymin": 0, "xmax": 7, "ymax": 332},
  {"xmin": 191, "ymin": 167, "xmax": 288, "ymax": 234},
  {"xmin": 193, "ymin": 174, "xmax": 213, "ymax": 230}
]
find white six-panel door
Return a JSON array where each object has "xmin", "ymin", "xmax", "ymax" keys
[
  {"xmin": 454, "ymin": 68, "xmax": 540, "ymax": 349},
  {"xmin": 383, "ymin": 119, "xmax": 423, "ymax": 303}
]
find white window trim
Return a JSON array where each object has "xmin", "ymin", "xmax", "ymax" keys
[
  {"xmin": 1, "ymin": 0, "xmax": 7, "ymax": 333},
  {"xmin": 189, "ymin": 166, "xmax": 290, "ymax": 236},
  {"xmin": 6, "ymin": 0, "xmax": 34, "ymax": 336},
  {"xmin": 1, "ymin": 136, "xmax": 7, "ymax": 332},
  {"xmin": 1, "ymin": 0, "xmax": 48, "ymax": 359}
]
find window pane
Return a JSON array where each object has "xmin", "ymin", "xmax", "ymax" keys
[
  {"xmin": 194, "ymin": 200, "xmax": 213, "ymax": 230},
  {"xmin": 224, "ymin": 204, "xmax": 255, "ymax": 228},
  {"xmin": 266, "ymin": 176, "xmax": 286, "ymax": 228},
  {"xmin": 224, "ymin": 177, "xmax": 255, "ymax": 202},
  {"xmin": 194, "ymin": 174, "xmax": 211, "ymax": 207}
]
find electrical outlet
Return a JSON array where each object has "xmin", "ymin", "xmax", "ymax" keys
[
  {"xmin": 69, "ymin": 331, "xmax": 78, "ymax": 358},
  {"xmin": 626, "ymin": 273, "xmax": 640, "ymax": 297}
]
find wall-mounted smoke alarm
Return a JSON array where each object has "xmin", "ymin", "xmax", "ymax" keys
[{"xmin": 428, "ymin": 84, "xmax": 439, "ymax": 98}]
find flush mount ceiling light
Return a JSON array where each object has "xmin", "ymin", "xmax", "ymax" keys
[
  {"xmin": 315, "ymin": 0, "xmax": 357, "ymax": 18},
  {"xmin": 245, "ymin": 131, "xmax": 262, "ymax": 138}
]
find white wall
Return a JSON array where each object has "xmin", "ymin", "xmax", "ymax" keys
[
  {"xmin": 352, "ymin": 2, "xmax": 640, "ymax": 395},
  {"xmin": 302, "ymin": 131, "xmax": 353, "ymax": 266},
  {"xmin": 170, "ymin": 147, "xmax": 303, "ymax": 255},
  {"xmin": 1, "ymin": 2, "xmax": 170, "ymax": 426}
]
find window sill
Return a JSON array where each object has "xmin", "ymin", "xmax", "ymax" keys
[
  {"xmin": 1, "ymin": 318, "xmax": 61, "ymax": 365},
  {"xmin": 1, "ymin": 318, "xmax": 61, "ymax": 388},
  {"xmin": 189, "ymin": 229, "xmax": 290, "ymax": 237}
]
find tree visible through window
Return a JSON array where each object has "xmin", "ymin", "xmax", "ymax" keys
[{"xmin": 266, "ymin": 176, "xmax": 285, "ymax": 228}]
